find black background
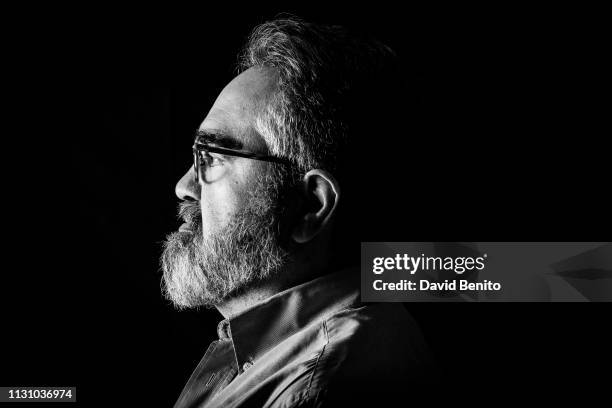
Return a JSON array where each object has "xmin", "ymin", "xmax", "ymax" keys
[{"xmin": 2, "ymin": 4, "xmax": 609, "ymax": 407}]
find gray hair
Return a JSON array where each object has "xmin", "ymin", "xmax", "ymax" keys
[{"xmin": 239, "ymin": 16, "xmax": 398, "ymax": 178}]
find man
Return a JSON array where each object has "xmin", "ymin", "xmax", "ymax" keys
[{"xmin": 162, "ymin": 16, "xmax": 433, "ymax": 407}]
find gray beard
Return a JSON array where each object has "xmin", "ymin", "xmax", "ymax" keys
[{"xmin": 161, "ymin": 179, "xmax": 290, "ymax": 310}]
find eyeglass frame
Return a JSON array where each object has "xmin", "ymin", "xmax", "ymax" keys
[{"xmin": 192, "ymin": 139, "xmax": 292, "ymax": 183}]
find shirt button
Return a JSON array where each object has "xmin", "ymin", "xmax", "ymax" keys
[{"xmin": 242, "ymin": 361, "xmax": 253, "ymax": 371}]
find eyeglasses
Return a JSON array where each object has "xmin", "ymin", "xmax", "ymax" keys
[{"xmin": 192, "ymin": 140, "xmax": 291, "ymax": 183}]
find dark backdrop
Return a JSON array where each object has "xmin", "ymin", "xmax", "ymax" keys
[{"xmin": 2, "ymin": 4, "xmax": 609, "ymax": 407}]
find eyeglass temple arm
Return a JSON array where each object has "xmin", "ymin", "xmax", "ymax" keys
[{"xmin": 194, "ymin": 144, "xmax": 291, "ymax": 165}]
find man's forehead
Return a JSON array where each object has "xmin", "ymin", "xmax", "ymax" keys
[{"xmin": 198, "ymin": 66, "xmax": 278, "ymax": 150}]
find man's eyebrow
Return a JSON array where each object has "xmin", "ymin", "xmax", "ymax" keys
[{"xmin": 194, "ymin": 130, "xmax": 244, "ymax": 150}]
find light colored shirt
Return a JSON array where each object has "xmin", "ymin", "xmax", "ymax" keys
[{"xmin": 173, "ymin": 269, "xmax": 433, "ymax": 407}]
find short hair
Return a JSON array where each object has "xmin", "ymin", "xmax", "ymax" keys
[{"xmin": 239, "ymin": 16, "xmax": 400, "ymax": 180}]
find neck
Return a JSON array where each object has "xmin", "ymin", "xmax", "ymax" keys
[
  {"xmin": 215, "ymin": 279, "xmax": 286, "ymax": 319},
  {"xmin": 216, "ymin": 245, "xmax": 331, "ymax": 319}
]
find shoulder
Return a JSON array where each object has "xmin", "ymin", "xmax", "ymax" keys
[
  {"xmin": 274, "ymin": 303, "xmax": 435, "ymax": 407},
  {"xmin": 320, "ymin": 302, "xmax": 434, "ymax": 381}
]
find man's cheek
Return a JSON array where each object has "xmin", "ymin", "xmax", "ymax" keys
[
  {"xmin": 201, "ymin": 188, "xmax": 239, "ymax": 225},
  {"xmin": 199, "ymin": 205, "xmax": 227, "ymax": 237}
]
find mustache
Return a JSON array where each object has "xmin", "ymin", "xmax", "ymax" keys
[{"xmin": 178, "ymin": 200, "xmax": 201, "ymax": 227}]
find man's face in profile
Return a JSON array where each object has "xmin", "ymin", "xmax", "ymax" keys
[{"xmin": 161, "ymin": 67, "xmax": 291, "ymax": 309}]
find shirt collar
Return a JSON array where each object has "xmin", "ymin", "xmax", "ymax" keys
[{"xmin": 218, "ymin": 268, "xmax": 360, "ymax": 373}]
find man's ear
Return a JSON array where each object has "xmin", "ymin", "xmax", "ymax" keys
[{"xmin": 291, "ymin": 169, "xmax": 340, "ymax": 244}]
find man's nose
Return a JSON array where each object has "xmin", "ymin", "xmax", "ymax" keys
[{"xmin": 175, "ymin": 168, "xmax": 200, "ymax": 201}]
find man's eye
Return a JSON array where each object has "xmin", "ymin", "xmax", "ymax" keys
[{"xmin": 207, "ymin": 154, "xmax": 225, "ymax": 167}]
